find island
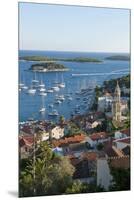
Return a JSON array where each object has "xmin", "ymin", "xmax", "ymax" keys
[
  {"xmin": 29, "ymin": 62, "xmax": 69, "ymax": 72},
  {"xmin": 105, "ymin": 55, "xmax": 130, "ymax": 61},
  {"xmin": 19, "ymin": 56, "xmax": 102, "ymax": 63}
]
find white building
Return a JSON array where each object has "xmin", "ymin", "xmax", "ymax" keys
[
  {"xmin": 98, "ymin": 96, "xmax": 113, "ymax": 112},
  {"xmin": 97, "ymin": 157, "xmax": 113, "ymax": 190},
  {"xmin": 41, "ymin": 126, "xmax": 64, "ymax": 141},
  {"xmin": 51, "ymin": 126, "xmax": 64, "ymax": 139}
]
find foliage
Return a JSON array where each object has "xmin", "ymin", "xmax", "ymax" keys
[
  {"xmin": 105, "ymin": 55, "xmax": 130, "ymax": 61},
  {"xmin": 20, "ymin": 56, "xmax": 102, "ymax": 63},
  {"xmin": 96, "ymin": 143, "xmax": 104, "ymax": 150},
  {"xmin": 103, "ymin": 74, "xmax": 130, "ymax": 93},
  {"xmin": 30, "ymin": 62, "xmax": 68, "ymax": 71},
  {"xmin": 19, "ymin": 142, "xmax": 75, "ymax": 197},
  {"xmin": 65, "ymin": 181, "xmax": 105, "ymax": 194},
  {"xmin": 109, "ymin": 168, "xmax": 130, "ymax": 191}
]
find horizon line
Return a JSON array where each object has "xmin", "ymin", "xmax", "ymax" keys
[{"xmin": 19, "ymin": 49, "xmax": 130, "ymax": 54}]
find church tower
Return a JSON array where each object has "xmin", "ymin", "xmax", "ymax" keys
[{"xmin": 112, "ymin": 81, "xmax": 121, "ymax": 123}]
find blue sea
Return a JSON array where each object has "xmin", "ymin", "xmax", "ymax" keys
[{"xmin": 19, "ymin": 50, "xmax": 130, "ymax": 122}]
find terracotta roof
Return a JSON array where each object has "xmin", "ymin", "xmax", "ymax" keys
[
  {"xmin": 52, "ymin": 134, "xmax": 85, "ymax": 147},
  {"xmin": 19, "ymin": 136, "xmax": 34, "ymax": 147},
  {"xmin": 90, "ymin": 132, "xmax": 107, "ymax": 141},
  {"xmin": 109, "ymin": 156, "xmax": 130, "ymax": 169}
]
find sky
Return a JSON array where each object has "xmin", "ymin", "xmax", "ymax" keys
[{"xmin": 19, "ymin": 3, "xmax": 130, "ymax": 53}]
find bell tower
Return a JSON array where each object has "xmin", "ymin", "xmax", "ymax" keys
[{"xmin": 112, "ymin": 81, "xmax": 121, "ymax": 123}]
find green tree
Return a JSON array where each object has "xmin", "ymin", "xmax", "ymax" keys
[
  {"xmin": 109, "ymin": 168, "xmax": 130, "ymax": 191},
  {"xmin": 19, "ymin": 142, "xmax": 75, "ymax": 197}
]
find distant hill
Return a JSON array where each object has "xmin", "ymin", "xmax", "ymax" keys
[
  {"xmin": 105, "ymin": 55, "xmax": 130, "ymax": 61},
  {"xmin": 20, "ymin": 56, "xmax": 102, "ymax": 63}
]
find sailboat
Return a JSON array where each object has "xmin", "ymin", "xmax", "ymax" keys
[
  {"xmin": 39, "ymin": 96, "xmax": 45, "ymax": 113},
  {"xmin": 32, "ymin": 71, "xmax": 39, "ymax": 84},
  {"xmin": 52, "ymin": 73, "xmax": 60, "ymax": 91},
  {"xmin": 51, "ymin": 86, "xmax": 60, "ymax": 92},
  {"xmin": 39, "ymin": 78, "xmax": 45, "ymax": 88},
  {"xmin": 58, "ymin": 73, "xmax": 65, "ymax": 88},
  {"xmin": 27, "ymin": 83, "xmax": 36, "ymax": 94},
  {"xmin": 39, "ymin": 87, "xmax": 46, "ymax": 92}
]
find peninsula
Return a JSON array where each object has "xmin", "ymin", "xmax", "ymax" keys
[
  {"xmin": 20, "ymin": 56, "xmax": 102, "ymax": 63},
  {"xmin": 29, "ymin": 62, "xmax": 69, "ymax": 72}
]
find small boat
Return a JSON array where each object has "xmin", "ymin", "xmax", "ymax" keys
[
  {"xmin": 39, "ymin": 87, "xmax": 46, "ymax": 92},
  {"xmin": 39, "ymin": 107, "xmax": 45, "ymax": 113},
  {"xmin": 59, "ymin": 83, "xmax": 65, "ymax": 88},
  {"xmin": 19, "ymin": 83, "xmax": 24, "ymax": 88},
  {"xmin": 46, "ymin": 89, "xmax": 54, "ymax": 93},
  {"xmin": 38, "ymin": 92, "xmax": 47, "ymax": 96},
  {"xmin": 56, "ymin": 95, "xmax": 65, "ymax": 101},
  {"xmin": 21, "ymin": 85, "xmax": 28, "ymax": 90},
  {"xmin": 27, "ymin": 86, "xmax": 36, "ymax": 94},
  {"xmin": 19, "ymin": 88, "xmax": 21, "ymax": 92},
  {"xmin": 51, "ymin": 86, "xmax": 60, "ymax": 92},
  {"xmin": 48, "ymin": 109, "xmax": 59, "ymax": 116}
]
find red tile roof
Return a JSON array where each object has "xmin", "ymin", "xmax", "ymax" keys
[
  {"xmin": 90, "ymin": 132, "xmax": 107, "ymax": 141},
  {"xmin": 109, "ymin": 156, "xmax": 130, "ymax": 169},
  {"xmin": 52, "ymin": 134, "xmax": 85, "ymax": 147},
  {"xmin": 19, "ymin": 136, "xmax": 34, "ymax": 147}
]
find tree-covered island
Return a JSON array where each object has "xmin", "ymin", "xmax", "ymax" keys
[
  {"xmin": 20, "ymin": 56, "xmax": 102, "ymax": 63},
  {"xmin": 29, "ymin": 62, "xmax": 69, "ymax": 72},
  {"xmin": 105, "ymin": 55, "xmax": 130, "ymax": 61}
]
